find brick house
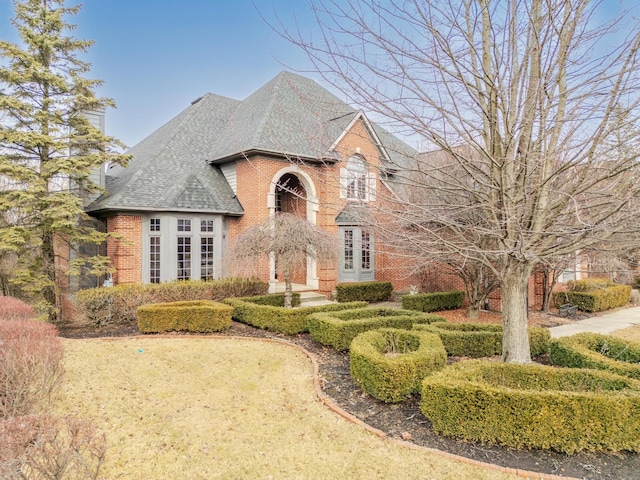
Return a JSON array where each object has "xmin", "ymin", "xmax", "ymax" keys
[{"xmin": 85, "ymin": 71, "xmax": 422, "ymax": 296}]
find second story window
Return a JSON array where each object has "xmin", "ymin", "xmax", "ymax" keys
[
  {"xmin": 346, "ymin": 156, "xmax": 367, "ymax": 200},
  {"xmin": 340, "ymin": 154, "xmax": 376, "ymax": 201}
]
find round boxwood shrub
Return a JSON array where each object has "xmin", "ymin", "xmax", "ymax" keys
[
  {"xmin": 550, "ymin": 333, "xmax": 640, "ymax": 379},
  {"xmin": 350, "ymin": 328, "xmax": 446, "ymax": 403},
  {"xmin": 420, "ymin": 360, "xmax": 640, "ymax": 453},
  {"xmin": 415, "ymin": 322, "xmax": 550, "ymax": 358}
]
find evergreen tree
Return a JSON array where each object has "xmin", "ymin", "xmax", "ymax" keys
[{"xmin": 0, "ymin": 0, "xmax": 129, "ymax": 320}]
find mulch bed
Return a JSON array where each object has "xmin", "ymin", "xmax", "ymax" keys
[{"xmin": 58, "ymin": 308, "xmax": 640, "ymax": 480}]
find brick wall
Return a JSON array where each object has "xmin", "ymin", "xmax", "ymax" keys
[{"xmin": 106, "ymin": 215, "xmax": 142, "ymax": 285}]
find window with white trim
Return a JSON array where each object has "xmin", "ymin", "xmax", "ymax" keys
[
  {"xmin": 144, "ymin": 215, "xmax": 221, "ymax": 283},
  {"xmin": 149, "ymin": 218, "xmax": 161, "ymax": 283},
  {"xmin": 340, "ymin": 154, "xmax": 376, "ymax": 201}
]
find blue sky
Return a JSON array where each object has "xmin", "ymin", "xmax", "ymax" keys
[
  {"xmin": 0, "ymin": 0, "xmax": 321, "ymax": 148},
  {"xmin": 0, "ymin": 1, "xmax": 636, "ymax": 151}
]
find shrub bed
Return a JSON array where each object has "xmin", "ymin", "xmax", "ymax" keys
[
  {"xmin": 137, "ymin": 300, "xmax": 233, "ymax": 333},
  {"xmin": 420, "ymin": 360, "xmax": 640, "ymax": 453},
  {"xmin": 234, "ymin": 292, "xmax": 301, "ymax": 307},
  {"xmin": 0, "ymin": 296, "xmax": 36, "ymax": 321},
  {"xmin": 0, "ymin": 319, "xmax": 64, "ymax": 419},
  {"xmin": 74, "ymin": 278, "xmax": 268, "ymax": 326},
  {"xmin": 307, "ymin": 307, "xmax": 446, "ymax": 351},
  {"xmin": 223, "ymin": 296, "xmax": 367, "ymax": 335},
  {"xmin": 401, "ymin": 290, "xmax": 465, "ymax": 312},
  {"xmin": 552, "ymin": 279, "xmax": 631, "ymax": 312},
  {"xmin": 549, "ymin": 333, "xmax": 640, "ymax": 379},
  {"xmin": 350, "ymin": 328, "xmax": 446, "ymax": 403},
  {"xmin": 335, "ymin": 282, "xmax": 393, "ymax": 303},
  {"xmin": 414, "ymin": 322, "xmax": 550, "ymax": 358}
]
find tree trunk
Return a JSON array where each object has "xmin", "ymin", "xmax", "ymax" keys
[
  {"xmin": 540, "ymin": 269, "xmax": 559, "ymax": 312},
  {"xmin": 467, "ymin": 303, "xmax": 480, "ymax": 319},
  {"xmin": 283, "ymin": 269, "xmax": 293, "ymax": 308},
  {"xmin": 500, "ymin": 264, "xmax": 533, "ymax": 363},
  {"xmin": 41, "ymin": 231, "xmax": 58, "ymax": 322}
]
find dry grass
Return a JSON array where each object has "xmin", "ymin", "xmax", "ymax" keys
[
  {"xmin": 612, "ymin": 324, "xmax": 640, "ymax": 343},
  {"xmin": 56, "ymin": 337, "xmax": 520, "ymax": 480}
]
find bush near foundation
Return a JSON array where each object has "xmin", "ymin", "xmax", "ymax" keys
[
  {"xmin": 350, "ymin": 328, "xmax": 446, "ymax": 403},
  {"xmin": 335, "ymin": 282, "xmax": 393, "ymax": 303},
  {"xmin": 74, "ymin": 277, "xmax": 268, "ymax": 326},
  {"xmin": 549, "ymin": 333, "xmax": 640, "ymax": 379},
  {"xmin": 234, "ymin": 292, "xmax": 301, "ymax": 307},
  {"xmin": 401, "ymin": 290, "xmax": 465, "ymax": 312},
  {"xmin": 137, "ymin": 300, "xmax": 233, "ymax": 333},
  {"xmin": 552, "ymin": 279, "xmax": 631, "ymax": 312},
  {"xmin": 223, "ymin": 296, "xmax": 367, "ymax": 335},
  {"xmin": 420, "ymin": 360, "xmax": 640, "ymax": 454},
  {"xmin": 414, "ymin": 322, "xmax": 550, "ymax": 358},
  {"xmin": 307, "ymin": 307, "xmax": 446, "ymax": 351}
]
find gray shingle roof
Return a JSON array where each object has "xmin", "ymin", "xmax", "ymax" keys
[
  {"xmin": 208, "ymin": 71, "xmax": 357, "ymax": 162},
  {"xmin": 86, "ymin": 93, "xmax": 244, "ymax": 214},
  {"xmin": 86, "ymin": 71, "xmax": 417, "ymax": 215}
]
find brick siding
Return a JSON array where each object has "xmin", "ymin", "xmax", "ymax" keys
[{"xmin": 106, "ymin": 215, "xmax": 142, "ymax": 285}]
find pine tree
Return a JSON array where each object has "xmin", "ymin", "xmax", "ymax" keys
[{"xmin": 0, "ymin": 0, "xmax": 129, "ymax": 320}]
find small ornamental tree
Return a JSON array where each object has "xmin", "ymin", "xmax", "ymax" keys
[
  {"xmin": 0, "ymin": 0, "xmax": 129, "ymax": 320},
  {"xmin": 229, "ymin": 213, "xmax": 337, "ymax": 307}
]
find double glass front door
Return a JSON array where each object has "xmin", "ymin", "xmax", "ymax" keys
[{"xmin": 339, "ymin": 226, "xmax": 374, "ymax": 282}]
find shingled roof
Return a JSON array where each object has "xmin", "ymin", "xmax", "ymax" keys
[{"xmin": 86, "ymin": 71, "xmax": 416, "ymax": 215}]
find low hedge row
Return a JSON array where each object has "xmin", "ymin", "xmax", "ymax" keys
[
  {"xmin": 414, "ymin": 322, "xmax": 550, "ymax": 358},
  {"xmin": 350, "ymin": 328, "xmax": 447, "ymax": 403},
  {"xmin": 549, "ymin": 333, "xmax": 640, "ymax": 379},
  {"xmin": 401, "ymin": 290, "xmax": 465, "ymax": 312},
  {"xmin": 137, "ymin": 300, "xmax": 233, "ymax": 333},
  {"xmin": 335, "ymin": 282, "xmax": 393, "ymax": 303},
  {"xmin": 234, "ymin": 292, "xmax": 301, "ymax": 307},
  {"xmin": 74, "ymin": 278, "xmax": 268, "ymax": 325},
  {"xmin": 420, "ymin": 360, "xmax": 640, "ymax": 453},
  {"xmin": 552, "ymin": 284, "xmax": 631, "ymax": 312},
  {"xmin": 307, "ymin": 307, "xmax": 446, "ymax": 351},
  {"xmin": 223, "ymin": 295, "xmax": 367, "ymax": 335}
]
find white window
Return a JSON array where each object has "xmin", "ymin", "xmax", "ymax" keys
[
  {"xmin": 144, "ymin": 215, "xmax": 221, "ymax": 283},
  {"xmin": 340, "ymin": 155, "xmax": 376, "ymax": 201}
]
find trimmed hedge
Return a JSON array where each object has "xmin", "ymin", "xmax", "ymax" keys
[
  {"xmin": 549, "ymin": 333, "xmax": 640, "ymax": 379},
  {"xmin": 223, "ymin": 296, "xmax": 367, "ymax": 335},
  {"xmin": 335, "ymin": 282, "xmax": 393, "ymax": 303},
  {"xmin": 307, "ymin": 307, "xmax": 446, "ymax": 351},
  {"xmin": 137, "ymin": 300, "xmax": 233, "ymax": 333},
  {"xmin": 74, "ymin": 278, "xmax": 268, "ymax": 326},
  {"xmin": 350, "ymin": 328, "xmax": 447, "ymax": 403},
  {"xmin": 420, "ymin": 360, "xmax": 640, "ymax": 453},
  {"xmin": 414, "ymin": 322, "xmax": 550, "ymax": 358},
  {"xmin": 552, "ymin": 283, "xmax": 631, "ymax": 313},
  {"xmin": 401, "ymin": 290, "xmax": 465, "ymax": 312},
  {"xmin": 233, "ymin": 292, "xmax": 301, "ymax": 307}
]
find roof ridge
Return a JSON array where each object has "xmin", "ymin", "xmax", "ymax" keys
[{"xmin": 250, "ymin": 72, "xmax": 289, "ymax": 147}]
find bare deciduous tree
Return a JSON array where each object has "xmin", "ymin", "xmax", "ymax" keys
[
  {"xmin": 229, "ymin": 212, "xmax": 337, "ymax": 307},
  {"xmin": 285, "ymin": 0, "xmax": 640, "ymax": 362}
]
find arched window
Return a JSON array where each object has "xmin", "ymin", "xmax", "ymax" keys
[{"xmin": 340, "ymin": 155, "xmax": 376, "ymax": 201}]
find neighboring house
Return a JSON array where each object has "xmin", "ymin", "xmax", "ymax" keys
[{"xmin": 85, "ymin": 71, "xmax": 419, "ymax": 295}]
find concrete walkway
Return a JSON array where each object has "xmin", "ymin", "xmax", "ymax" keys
[{"xmin": 548, "ymin": 305, "xmax": 640, "ymax": 338}]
